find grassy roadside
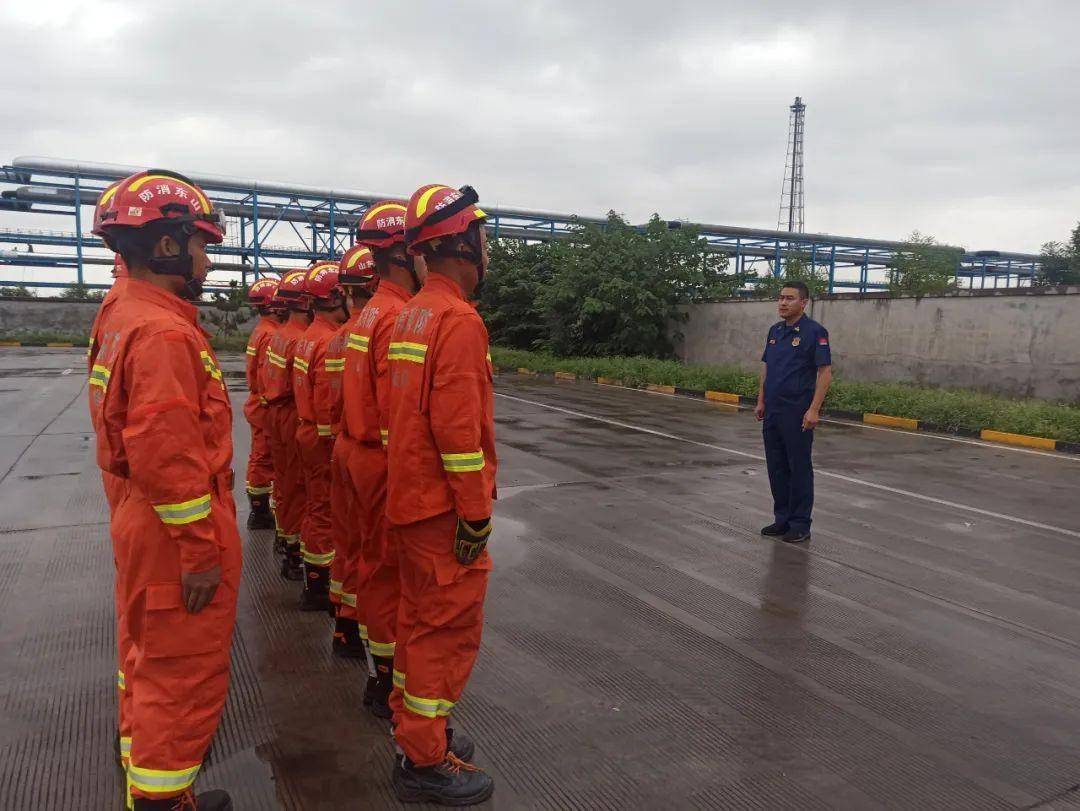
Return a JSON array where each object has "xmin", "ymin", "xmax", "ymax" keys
[
  {"xmin": 491, "ymin": 347, "xmax": 1080, "ymax": 443},
  {"xmin": 0, "ymin": 330, "xmax": 250, "ymax": 353}
]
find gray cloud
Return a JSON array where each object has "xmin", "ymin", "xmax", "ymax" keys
[{"xmin": 2, "ymin": 0, "xmax": 1078, "ymax": 255}]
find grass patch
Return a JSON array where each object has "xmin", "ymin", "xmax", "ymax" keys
[
  {"xmin": 1, "ymin": 330, "xmax": 249, "ymax": 354},
  {"xmin": 491, "ymin": 347, "xmax": 1080, "ymax": 443}
]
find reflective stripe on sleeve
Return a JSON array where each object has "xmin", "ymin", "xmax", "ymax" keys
[
  {"xmin": 199, "ymin": 351, "xmax": 223, "ymax": 383},
  {"xmin": 89, "ymin": 364, "xmax": 111, "ymax": 390},
  {"xmin": 117, "ymin": 670, "xmax": 126, "ymax": 691},
  {"xmin": 267, "ymin": 350, "xmax": 287, "ymax": 369},
  {"xmin": 324, "ymin": 358, "xmax": 345, "ymax": 372},
  {"xmin": 127, "ymin": 763, "xmax": 201, "ymax": 795},
  {"xmin": 440, "ymin": 451, "xmax": 485, "ymax": 473},
  {"xmin": 245, "ymin": 345, "xmax": 257, "ymax": 356},
  {"xmin": 293, "ymin": 357, "xmax": 309, "ymax": 374},
  {"xmin": 346, "ymin": 333, "xmax": 369, "ymax": 353},
  {"xmin": 316, "ymin": 424, "xmax": 333, "ymax": 437},
  {"xmin": 380, "ymin": 429, "xmax": 389, "ymax": 448},
  {"xmin": 152, "ymin": 494, "xmax": 212, "ymax": 525}
]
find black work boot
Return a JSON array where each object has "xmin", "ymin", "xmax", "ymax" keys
[
  {"xmin": 363, "ymin": 654, "xmax": 394, "ymax": 719},
  {"xmin": 299, "ymin": 563, "xmax": 331, "ymax": 611},
  {"xmin": 332, "ymin": 616, "xmax": 366, "ymax": 658},
  {"xmin": 245, "ymin": 492, "xmax": 275, "ymax": 530},
  {"xmin": 280, "ymin": 542, "xmax": 304, "ymax": 581},
  {"xmin": 133, "ymin": 789, "xmax": 233, "ymax": 810},
  {"xmin": 392, "ymin": 753, "xmax": 494, "ymax": 806},
  {"xmin": 760, "ymin": 522, "xmax": 788, "ymax": 536},
  {"xmin": 446, "ymin": 727, "xmax": 476, "ymax": 763},
  {"xmin": 781, "ymin": 527, "xmax": 811, "ymax": 544}
]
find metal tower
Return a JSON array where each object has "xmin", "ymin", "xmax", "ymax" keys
[{"xmin": 777, "ymin": 96, "xmax": 806, "ymax": 233}]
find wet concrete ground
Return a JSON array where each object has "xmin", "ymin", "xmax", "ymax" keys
[{"xmin": 3, "ymin": 348, "xmax": 1080, "ymax": 809}]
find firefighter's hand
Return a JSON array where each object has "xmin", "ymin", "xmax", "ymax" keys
[
  {"xmin": 754, "ymin": 400, "xmax": 766, "ymax": 421},
  {"xmin": 455, "ymin": 517, "xmax": 492, "ymax": 565},
  {"xmin": 182, "ymin": 565, "xmax": 222, "ymax": 614},
  {"xmin": 802, "ymin": 407, "xmax": 820, "ymax": 431}
]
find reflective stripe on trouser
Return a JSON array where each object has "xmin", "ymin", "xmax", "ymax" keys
[
  {"xmin": 267, "ymin": 403, "xmax": 306, "ymax": 537},
  {"xmin": 390, "ymin": 511, "xmax": 491, "ymax": 767},
  {"xmin": 296, "ymin": 421, "xmax": 334, "ymax": 563},
  {"xmin": 111, "ymin": 485, "xmax": 241, "ymax": 800},
  {"xmin": 244, "ymin": 408, "xmax": 275, "ymax": 496}
]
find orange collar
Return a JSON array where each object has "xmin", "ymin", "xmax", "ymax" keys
[{"xmin": 125, "ymin": 277, "xmax": 199, "ymax": 325}]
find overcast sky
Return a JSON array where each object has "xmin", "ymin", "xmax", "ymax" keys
[{"xmin": 3, "ymin": 0, "xmax": 1078, "ymax": 254}]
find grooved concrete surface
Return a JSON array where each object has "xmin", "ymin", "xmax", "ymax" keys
[{"xmin": 2, "ymin": 348, "xmax": 1080, "ymax": 809}]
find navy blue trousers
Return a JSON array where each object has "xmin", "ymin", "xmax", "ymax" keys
[{"xmin": 762, "ymin": 409, "xmax": 815, "ymax": 532}]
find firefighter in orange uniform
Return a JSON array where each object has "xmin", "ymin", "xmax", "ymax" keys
[
  {"xmin": 258, "ymin": 269, "xmax": 311, "ymax": 580},
  {"xmin": 291, "ymin": 261, "xmax": 350, "ymax": 610},
  {"xmin": 328, "ymin": 244, "xmax": 378, "ymax": 654},
  {"xmin": 337, "ymin": 202, "xmax": 425, "ymax": 713},
  {"xmin": 89, "ymin": 180, "xmax": 134, "ymax": 770},
  {"xmin": 386, "ymin": 185, "xmax": 496, "ymax": 806},
  {"xmin": 89, "ymin": 169, "xmax": 237, "ymax": 810},
  {"xmin": 243, "ymin": 277, "xmax": 283, "ymax": 530}
]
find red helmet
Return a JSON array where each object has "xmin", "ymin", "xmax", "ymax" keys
[
  {"xmin": 277, "ymin": 269, "xmax": 310, "ymax": 309},
  {"xmin": 355, "ymin": 201, "xmax": 407, "ymax": 249},
  {"xmin": 93, "ymin": 179, "xmax": 123, "ymax": 236},
  {"xmin": 338, "ymin": 244, "xmax": 378, "ymax": 292},
  {"xmin": 404, "ymin": 185, "xmax": 486, "ymax": 256},
  {"xmin": 247, "ymin": 277, "xmax": 279, "ymax": 308},
  {"xmin": 93, "ymin": 169, "xmax": 225, "ymax": 244},
  {"xmin": 305, "ymin": 261, "xmax": 343, "ymax": 301}
]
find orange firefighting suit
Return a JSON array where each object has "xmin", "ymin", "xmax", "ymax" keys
[
  {"xmin": 258, "ymin": 316, "xmax": 309, "ymax": 544},
  {"xmin": 88, "ymin": 273, "xmax": 133, "ymax": 767},
  {"xmin": 340, "ymin": 279, "xmax": 411, "ymax": 658},
  {"xmin": 323, "ymin": 324, "xmax": 352, "ymax": 612},
  {"xmin": 386, "ymin": 273, "xmax": 497, "ymax": 767},
  {"xmin": 292, "ymin": 313, "xmax": 342, "ymax": 569},
  {"xmin": 88, "ymin": 278, "xmax": 241, "ymax": 801},
  {"xmin": 244, "ymin": 315, "xmax": 279, "ymax": 501}
]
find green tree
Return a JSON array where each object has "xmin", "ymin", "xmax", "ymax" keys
[
  {"xmin": 0, "ymin": 285, "xmax": 34, "ymax": 298},
  {"xmin": 59, "ymin": 283, "xmax": 105, "ymax": 300},
  {"xmin": 539, "ymin": 213, "xmax": 733, "ymax": 358},
  {"xmin": 203, "ymin": 279, "xmax": 252, "ymax": 336},
  {"xmin": 752, "ymin": 254, "xmax": 830, "ymax": 299},
  {"xmin": 1035, "ymin": 223, "xmax": 1080, "ymax": 285},
  {"xmin": 478, "ymin": 239, "xmax": 554, "ymax": 350},
  {"xmin": 887, "ymin": 231, "xmax": 959, "ymax": 297}
]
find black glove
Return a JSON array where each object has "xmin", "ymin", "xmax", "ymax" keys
[{"xmin": 454, "ymin": 517, "xmax": 492, "ymax": 565}]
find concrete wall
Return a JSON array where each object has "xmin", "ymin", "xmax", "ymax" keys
[
  {"xmin": 0, "ymin": 297, "xmax": 258, "ymax": 337},
  {"xmin": 675, "ymin": 287, "xmax": 1080, "ymax": 402}
]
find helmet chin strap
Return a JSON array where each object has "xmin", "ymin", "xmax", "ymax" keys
[
  {"xmin": 389, "ymin": 252, "xmax": 420, "ymax": 291},
  {"xmin": 145, "ymin": 223, "xmax": 202, "ymax": 300}
]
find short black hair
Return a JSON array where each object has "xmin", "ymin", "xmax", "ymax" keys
[{"xmin": 781, "ymin": 280, "xmax": 810, "ymax": 300}]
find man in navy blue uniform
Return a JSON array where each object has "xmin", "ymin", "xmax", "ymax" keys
[{"xmin": 755, "ymin": 281, "xmax": 832, "ymax": 543}]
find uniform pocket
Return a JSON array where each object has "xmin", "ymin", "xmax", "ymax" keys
[{"xmin": 143, "ymin": 583, "xmax": 230, "ymax": 659}]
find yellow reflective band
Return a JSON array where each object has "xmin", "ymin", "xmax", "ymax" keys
[
  {"xmin": 441, "ymin": 451, "xmax": 485, "ymax": 473},
  {"xmin": 324, "ymin": 358, "xmax": 345, "ymax": 372},
  {"xmin": 245, "ymin": 483, "xmax": 273, "ymax": 495},
  {"xmin": 358, "ymin": 623, "xmax": 369, "ymax": 640},
  {"xmin": 119, "ymin": 736, "xmax": 131, "ymax": 755},
  {"xmin": 329, "ymin": 579, "xmax": 343, "ymax": 596},
  {"xmin": 245, "ymin": 345, "xmax": 257, "ymax": 356},
  {"xmin": 403, "ymin": 690, "xmax": 455, "ymax": 719},
  {"xmin": 117, "ymin": 670, "xmax": 126, "ymax": 691},
  {"xmin": 200, "ymin": 351, "xmax": 223, "ymax": 382},
  {"xmin": 341, "ymin": 592, "xmax": 357, "ymax": 608},
  {"xmin": 365, "ymin": 202, "xmax": 407, "ymax": 222},
  {"xmin": 127, "ymin": 762, "xmax": 201, "ymax": 795},
  {"xmin": 127, "ymin": 173, "xmax": 210, "ymax": 215},
  {"xmin": 486, "ymin": 352, "xmax": 492, "ymax": 363},
  {"xmin": 415, "ymin": 185, "xmax": 449, "ymax": 218},
  {"xmin": 380, "ymin": 429, "xmax": 389, "ymax": 447},
  {"xmin": 369, "ymin": 639, "xmax": 396, "ymax": 658},
  {"xmin": 393, "ymin": 669, "xmax": 406, "ymax": 689},
  {"xmin": 267, "ymin": 350, "xmax": 287, "ymax": 369},
  {"xmin": 293, "ymin": 357, "xmax": 309, "ymax": 374},
  {"xmin": 474, "ymin": 208, "xmax": 487, "ymax": 218},
  {"xmin": 89, "ymin": 364, "xmax": 111, "ymax": 390},
  {"xmin": 301, "ymin": 548, "xmax": 335, "ymax": 566},
  {"xmin": 388, "ymin": 341, "xmax": 427, "ymax": 363},
  {"xmin": 152, "ymin": 493, "xmax": 211, "ymax": 525},
  {"xmin": 347, "ymin": 333, "xmax": 369, "ymax": 353},
  {"xmin": 316, "ymin": 424, "xmax": 333, "ymax": 437},
  {"xmin": 98, "ymin": 184, "xmax": 120, "ymax": 209}
]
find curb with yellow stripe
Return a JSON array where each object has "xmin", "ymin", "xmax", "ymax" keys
[
  {"xmin": 0, "ymin": 340, "xmax": 83, "ymax": 347},
  {"xmin": 503, "ymin": 365, "xmax": 1075, "ymax": 455}
]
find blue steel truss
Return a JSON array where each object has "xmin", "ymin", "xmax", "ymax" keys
[{"xmin": 0, "ymin": 157, "xmax": 1041, "ymax": 294}]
